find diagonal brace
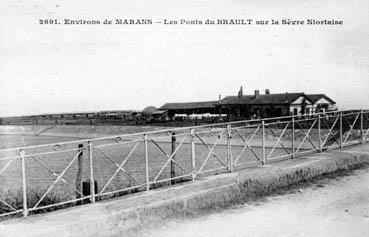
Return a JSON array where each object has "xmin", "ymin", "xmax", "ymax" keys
[
  {"xmin": 33, "ymin": 150, "xmax": 82, "ymax": 209},
  {"xmin": 343, "ymin": 113, "xmax": 360, "ymax": 144},
  {"xmin": 94, "ymin": 146, "xmax": 141, "ymax": 187},
  {"xmin": 30, "ymin": 155, "xmax": 84, "ymax": 197},
  {"xmin": 232, "ymin": 127, "xmax": 261, "ymax": 164},
  {"xmin": 321, "ymin": 116, "xmax": 340, "ymax": 146},
  {"xmin": 153, "ymin": 135, "xmax": 188, "ymax": 182},
  {"xmin": 150, "ymin": 139, "xmax": 188, "ymax": 175},
  {"xmin": 99, "ymin": 142, "xmax": 141, "ymax": 194},
  {"xmin": 195, "ymin": 131, "xmax": 228, "ymax": 171},
  {"xmin": 295, "ymin": 120, "xmax": 317, "ymax": 153},
  {"xmin": 267, "ymin": 123, "xmax": 290, "ymax": 159},
  {"xmin": 198, "ymin": 129, "xmax": 227, "ymax": 172}
]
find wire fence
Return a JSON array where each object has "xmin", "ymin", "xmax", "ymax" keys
[{"xmin": 0, "ymin": 109, "xmax": 368, "ymax": 218}]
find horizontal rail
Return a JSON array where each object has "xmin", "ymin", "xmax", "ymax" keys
[
  {"xmin": 96, "ymin": 184, "xmax": 145, "ymax": 198},
  {"xmin": 0, "ymin": 209, "xmax": 23, "ymax": 218},
  {"xmin": 27, "ymin": 196, "xmax": 91, "ymax": 213},
  {"xmin": 148, "ymin": 174, "xmax": 192, "ymax": 185}
]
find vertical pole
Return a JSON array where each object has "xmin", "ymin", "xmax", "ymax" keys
[
  {"xmin": 20, "ymin": 149, "xmax": 28, "ymax": 217},
  {"xmin": 190, "ymin": 128, "xmax": 196, "ymax": 181},
  {"xmin": 144, "ymin": 134, "xmax": 150, "ymax": 191},
  {"xmin": 318, "ymin": 115, "xmax": 322, "ymax": 152},
  {"xmin": 361, "ymin": 109, "xmax": 364, "ymax": 144},
  {"xmin": 291, "ymin": 118, "xmax": 295, "ymax": 159},
  {"xmin": 218, "ymin": 94, "xmax": 221, "ymax": 118},
  {"xmin": 262, "ymin": 120, "xmax": 266, "ymax": 165},
  {"xmin": 227, "ymin": 124, "xmax": 233, "ymax": 172},
  {"xmin": 340, "ymin": 112, "xmax": 343, "ymax": 148},
  {"xmin": 88, "ymin": 141, "xmax": 95, "ymax": 203},
  {"xmin": 76, "ymin": 144, "xmax": 84, "ymax": 205},
  {"xmin": 170, "ymin": 132, "xmax": 176, "ymax": 184}
]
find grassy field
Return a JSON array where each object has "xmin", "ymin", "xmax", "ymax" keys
[{"xmin": 0, "ymin": 134, "xmax": 77, "ymax": 150}]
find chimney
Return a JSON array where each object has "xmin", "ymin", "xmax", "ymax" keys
[
  {"xmin": 285, "ymin": 92, "xmax": 288, "ymax": 100},
  {"xmin": 238, "ymin": 86, "xmax": 243, "ymax": 97},
  {"xmin": 254, "ymin": 90, "xmax": 260, "ymax": 98},
  {"xmin": 265, "ymin": 89, "xmax": 270, "ymax": 95}
]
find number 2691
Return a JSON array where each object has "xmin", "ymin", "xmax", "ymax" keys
[{"xmin": 39, "ymin": 19, "xmax": 59, "ymax": 24}]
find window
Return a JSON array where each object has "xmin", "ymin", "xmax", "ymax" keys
[{"xmin": 293, "ymin": 108, "xmax": 298, "ymax": 115}]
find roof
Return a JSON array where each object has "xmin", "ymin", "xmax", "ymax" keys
[
  {"xmin": 160, "ymin": 101, "xmax": 217, "ymax": 110},
  {"xmin": 159, "ymin": 93, "xmax": 335, "ymax": 109},
  {"xmin": 220, "ymin": 93, "xmax": 308, "ymax": 105},
  {"xmin": 305, "ymin": 94, "xmax": 336, "ymax": 104},
  {"xmin": 142, "ymin": 106, "xmax": 167, "ymax": 115},
  {"xmin": 151, "ymin": 110, "xmax": 167, "ymax": 115},
  {"xmin": 142, "ymin": 106, "xmax": 158, "ymax": 114}
]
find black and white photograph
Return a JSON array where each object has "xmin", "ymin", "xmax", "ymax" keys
[{"xmin": 0, "ymin": 0, "xmax": 368, "ymax": 236}]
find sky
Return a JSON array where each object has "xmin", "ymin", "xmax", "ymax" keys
[{"xmin": 0, "ymin": 0, "xmax": 368, "ymax": 116}]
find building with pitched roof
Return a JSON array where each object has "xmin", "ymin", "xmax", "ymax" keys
[
  {"xmin": 158, "ymin": 89, "xmax": 336, "ymax": 120},
  {"xmin": 218, "ymin": 90, "xmax": 314, "ymax": 119},
  {"xmin": 305, "ymin": 94, "xmax": 337, "ymax": 113}
]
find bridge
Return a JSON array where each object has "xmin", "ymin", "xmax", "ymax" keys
[{"xmin": 0, "ymin": 110, "xmax": 369, "ymax": 235}]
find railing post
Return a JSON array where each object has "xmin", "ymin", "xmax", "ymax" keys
[
  {"xmin": 144, "ymin": 134, "xmax": 150, "ymax": 191},
  {"xmin": 88, "ymin": 141, "xmax": 95, "ymax": 203},
  {"xmin": 291, "ymin": 118, "xmax": 295, "ymax": 159},
  {"xmin": 361, "ymin": 109, "xmax": 364, "ymax": 144},
  {"xmin": 318, "ymin": 115, "xmax": 322, "ymax": 152},
  {"xmin": 340, "ymin": 112, "xmax": 343, "ymax": 148},
  {"xmin": 226, "ymin": 124, "xmax": 233, "ymax": 172},
  {"xmin": 20, "ymin": 149, "xmax": 28, "ymax": 217},
  {"xmin": 76, "ymin": 144, "xmax": 84, "ymax": 205},
  {"xmin": 170, "ymin": 132, "xmax": 176, "ymax": 184},
  {"xmin": 190, "ymin": 128, "xmax": 196, "ymax": 181},
  {"xmin": 262, "ymin": 120, "xmax": 266, "ymax": 165}
]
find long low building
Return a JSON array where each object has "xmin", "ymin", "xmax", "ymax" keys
[
  {"xmin": 159, "ymin": 88, "xmax": 336, "ymax": 120},
  {"xmin": 159, "ymin": 101, "xmax": 218, "ymax": 118}
]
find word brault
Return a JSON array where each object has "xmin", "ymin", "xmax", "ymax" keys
[{"xmin": 163, "ymin": 19, "xmax": 253, "ymax": 25}]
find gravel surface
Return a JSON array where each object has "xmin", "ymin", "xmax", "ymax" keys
[{"xmin": 142, "ymin": 168, "xmax": 369, "ymax": 237}]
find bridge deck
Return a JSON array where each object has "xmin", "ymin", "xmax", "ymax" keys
[{"xmin": 1, "ymin": 143, "xmax": 369, "ymax": 237}]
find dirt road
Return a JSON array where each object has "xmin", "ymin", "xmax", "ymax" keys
[{"xmin": 142, "ymin": 168, "xmax": 369, "ymax": 237}]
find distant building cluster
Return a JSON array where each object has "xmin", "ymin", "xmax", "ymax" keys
[
  {"xmin": 0, "ymin": 87, "xmax": 336, "ymax": 125},
  {"xmin": 0, "ymin": 110, "xmax": 141, "ymax": 125},
  {"xmin": 155, "ymin": 87, "xmax": 336, "ymax": 121}
]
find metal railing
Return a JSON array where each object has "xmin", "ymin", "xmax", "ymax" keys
[{"xmin": 0, "ymin": 109, "xmax": 368, "ymax": 218}]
